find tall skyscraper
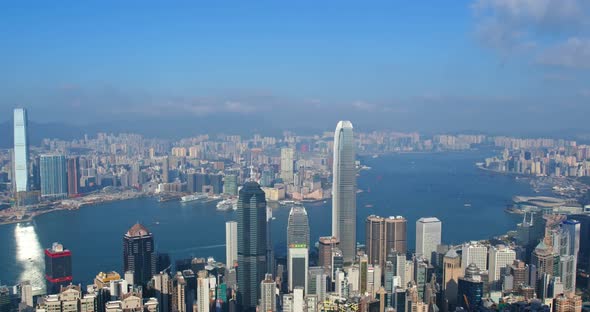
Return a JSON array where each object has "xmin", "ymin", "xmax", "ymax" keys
[
  {"xmin": 161, "ymin": 157, "xmax": 169, "ymax": 183},
  {"xmin": 318, "ymin": 236, "xmax": 339, "ymax": 274},
  {"xmin": 461, "ymin": 241, "xmax": 488, "ymax": 275},
  {"xmin": 237, "ymin": 181, "xmax": 267, "ymax": 311},
  {"xmin": 332, "ymin": 121, "xmax": 356, "ymax": 264},
  {"xmin": 266, "ymin": 203, "xmax": 274, "ymax": 276},
  {"xmin": 13, "ymin": 108, "xmax": 29, "ymax": 193},
  {"xmin": 562, "ymin": 219, "xmax": 580, "ymax": 292},
  {"xmin": 442, "ymin": 249, "xmax": 461, "ymax": 307},
  {"xmin": 260, "ymin": 274, "xmax": 276, "ymax": 312},
  {"xmin": 488, "ymin": 245, "xmax": 516, "ymax": 283},
  {"xmin": 152, "ymin": 273, "xmax": 171, "ymax": 312},
  {"xmin": 287, "ymin": 205, "xmax": 309, "ymax": 291},
  {"xmin": 288, "ymin": 247, "xmax": 309, "ymax": 293},
  {"xmin": 123, "ymin": 223, "xmax": 156, "ymax": 288},
  {"xmin": 415, "ymin": 217, "xmax": 441, "ymax": 263},
  {"xmin": 457, "ymin": 263, "xmax": 484, "ymax": 311},
  {"xmin": 223, "ymin": 174, "xmax": 238, "ymax": 196},
  {"xmin": 20, "ymin": 281, "xmax": 33, "ymax": 308},
  {"xmin": 45, "ymin": 242, "xmax": 72, "ymax": 294},
  {"xmin": 287, "ymin": 206, "xmax": 310, "ymax": 247},
  {"xmin": 531, "ymin": 241, "xmax": 555, "ymax": 278},
  {"xmin": 67, "ymin": 157, "xmax": 80, "ymax": 196},
  {"xmin": 226, "ymin": 221, "xmax": 238, "ymax": 268},
  {"xmin": 40, "ymin": 155, "xmax": 68, "ymax": 199},
  {"xmin": 280, "ymin": 147, "xmax": 294, "ymax": 184},
  {"xmin": 197, "ymin": 271, "xmax": 210, "ymax": 312},
  {"xmin": 365, "ymin": 215, "xmax": 407, "ymax": 268},
  {"xmin": 182, "ymin": 270, "xmax": 196, "ymax": 312}
]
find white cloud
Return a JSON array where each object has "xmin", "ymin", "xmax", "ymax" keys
[
  {"xmin": 472, "ymin": 0, "xmax": 589, "ymax": 57},
  {"xmin": 537, "ymin": 37, "xmax": 590, "ymax": 69}
]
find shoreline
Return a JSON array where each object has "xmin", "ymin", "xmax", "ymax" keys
[{"xmin": 0, "ymin": 193, "xmax": 148, "ymax": 226}]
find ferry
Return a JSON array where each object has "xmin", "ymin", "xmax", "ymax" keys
[
  {"xmin": 180, "ymin": 194, "xmax": 208, "ymax": 203},
  {"xmin": 216, "ymin": 199, "xmax": 237, "ymax": 211}
]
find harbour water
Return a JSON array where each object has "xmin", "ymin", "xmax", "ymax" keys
[{"xmin": 0, "ymin": 149, "xmax": 539, "ymax": 290}]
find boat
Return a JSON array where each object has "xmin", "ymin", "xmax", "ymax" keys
[
  {"xmin": 464, "ymin": 203, "xmax": 472, "ymax": 207},
  {"xmin": 216, "ymin": 199, "xmax": 237, "ymax": 211},
  {"xmin": 279, "ymin": 200, "xmax": 296, "ymax": 206},
  {"xmin": 181, "ymin": 194, "xmax": 208, "ymax": 203}
]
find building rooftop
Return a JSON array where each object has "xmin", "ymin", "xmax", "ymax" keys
[
  {"xmin": 336, "ymin": 120, "xmax": 353, "ymax": 130},
  {"xmin": 418, "ymin": 217, "xmax": 440, "ymax": 223},
  {"xmin": 126, "ymin": 223, "xmax": 151, "ymax": 237},
  {"xmin": 444, "ymin": 248, "xmax": 459, "ymax": 259}
]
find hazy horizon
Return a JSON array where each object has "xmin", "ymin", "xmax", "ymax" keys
[{"xmin": 2, "ymin": 1, "xmax": 590, "ymax": 136}]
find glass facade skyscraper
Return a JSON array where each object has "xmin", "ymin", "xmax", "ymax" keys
[
  {"xmin": 13, "ymin": 108, "xmax": 29, "ymax": 193},
  {"xmin": 287, "ymin": 205, "xmax": 310, "ymax": 248},
  {"xmin": 123, "ymin": 223, "xmax": 157, "ymax": 288},
  {"xmin": 223, "ymin": 174, "xmax": 238, "ymax": 196},
  {"xmin": 44, "ymin": 242, "xmax": 72, "ymax": 294},
  {"xmin": 40, "ymin": 155, "xmax": 68, "ymax": 199},
  {"xmin": 457, "ymin": 263, "xmax": 484, "ymax": 311},
  {"xmin": 331, "ymin": 121, "xmax": 356, "ymax": 264},
  {"xmin": 237, "ymin": 181, "xmax": 267, "ymax": 311},
  {"xmin": 287, "ymin": 206, "xmax": 310, "ymax": 292}
]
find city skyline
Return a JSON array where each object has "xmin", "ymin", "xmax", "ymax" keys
[{"xmin": 1, "ymin": 2, "xmax": 589, "ymax": 310}]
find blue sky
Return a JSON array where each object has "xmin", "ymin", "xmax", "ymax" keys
[{"xmin": 1, "ymin": 1, "xmax": 589, "ymax": 134}]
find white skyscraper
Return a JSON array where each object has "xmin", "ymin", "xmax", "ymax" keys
[
  {"xmin": 280, "ymin": 147, "xmax": 294, "ymax": 184},
  {"xmin": 225, "ymin": 221, "xmax": 237, "ymax": 267},
  {"xmin": 332, "ymin": 121, "xmax": 356, "ymax": 263},
  {"xmin": 13, "ymin": 108, "xmax": 29, "ymax": 193},
  {"xmin": 488, "ymin": 244, "xmax": 516, "ymax": 282},
  {"xmin": 461, "ymin": 241, "xmax": 488, "ymax": 274},
  {"xmin": 288, "ymin": 247, "xmax": 309, "ymax": 293},
  {"xmin": 197, "ymin": 271, "xmax": 210, "ymax": 312},
  {"xmin": 393, "ymin": 252, "xmax": 407, "ymax": 287},
  {"xmin": 292, "ymin": 287, "xmax": 304, "ymax": 312},
  {"xmin": 260, "ymin": 274, "xmax": 277, "ymax": 312},
  {"xmin": 415, "ymin": 217, "xmax": 441, "ymax": 263}
]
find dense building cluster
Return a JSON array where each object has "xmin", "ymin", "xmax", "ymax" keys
[
  {"xmin": 484, "ymin": 140, "xmax": 590, "ymax": 178},
  {"xmin": 1, "ymin": 111, "xmax": 589, "ymax": 312}
]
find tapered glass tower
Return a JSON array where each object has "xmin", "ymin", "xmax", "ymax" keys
[
  {"xmin": 331, "ymin": 120, "xmax": 356, "ymax": 264},
  {"xmin": 237, "ymin": 181, "xmax": 267, "ymax": 311},
  {"xmin": 13, "ymin": 108, "xmax": 29, "ymax": 192}
]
